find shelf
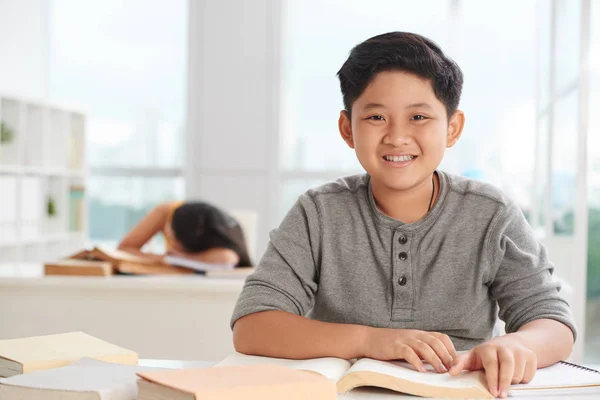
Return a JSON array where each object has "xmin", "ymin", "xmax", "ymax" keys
[
  {"xmin": 1, "ymin": 94, "xmax": 87, "ymax": 263},
  {"xmin": 0, "ymin": 165, "xmax": 86, "ymax": 178},
  {"xmin": 0, "ymin": 231, "xmax": 85, "ymax": 248}
]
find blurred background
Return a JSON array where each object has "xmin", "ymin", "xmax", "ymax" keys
[{"xmin": 0, "ymin": 0, "xmax": 598, "ymax": 363}]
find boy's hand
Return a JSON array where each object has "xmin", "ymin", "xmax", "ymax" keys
[
  {"xmin": 363, "ymin": 328, "xmax": 457, "ymax": 373},
  {"xmin": 448, "ymin": 335, "xmax": 537, "ymax": 398}
]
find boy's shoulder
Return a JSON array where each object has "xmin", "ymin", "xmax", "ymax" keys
[
  {"xmin": 443, "ymin": 171, "xmax": 515, "ymax": 209},
  {"xmin": 305, "ymin": 173, "xmax": 369, "ymax": 198}
]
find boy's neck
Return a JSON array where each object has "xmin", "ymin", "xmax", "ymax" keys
[{"xmin": 372, "ymin": 173, "xmax": 439, "ymax": 224}]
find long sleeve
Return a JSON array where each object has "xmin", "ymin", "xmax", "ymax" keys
[{"xmin": 487, "ymin": 200, "xmax": 577, "ymax": 340}]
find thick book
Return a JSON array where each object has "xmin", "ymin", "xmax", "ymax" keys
[
  {"xmin": 216, "ymin": 353, "xmax": 600, "ymax": 398},
  {"xmin": 0, "ymin": 358, "xmax": 155, "ymax": 400},
  {"xmin": 0, "ymin": 332, "xmax": 138, "ymax": 378},
  {"xmin": 136, "ymin": 364, "xmax": 337, "ymax": 400},
  {"xmin": 44, "ymin": 259, "xmax": 113, "ymax": 276}
]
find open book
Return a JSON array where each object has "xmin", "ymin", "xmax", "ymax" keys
[
  {"xmin": 216, "ymin": 353, "xmax": 492, "ymax": 398},
  {"xmin": 217, "ymin": 353, "xmax": 600, "ymax": 398},
  {"xmin": 163, "ymin": 255, "xmax": 234, "ymax": 272}
]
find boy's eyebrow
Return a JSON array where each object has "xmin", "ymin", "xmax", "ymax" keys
[
  {"xmin": 361, "ymin": 102, "xmax": 433, "ymax": 111},
  {"xmin": 362, "ymin": 102, "xmax": 386, "ymax": 111},
  {"xmin": 405, "ymin": 102, "xmax": 433, "ymax": 110}
]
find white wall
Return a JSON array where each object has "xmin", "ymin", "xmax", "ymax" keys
[
  {"xmin": 0, "ymin": 0, "xmax": 51, "ymax": 99},
  {"xmin": 186, "ymin": 0, "xmax": 281, "ymax": 260}
]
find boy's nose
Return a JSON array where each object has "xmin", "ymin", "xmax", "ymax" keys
[{"xmin": 383, "ymin": 128, "xmax": 412, "ymax": 146}]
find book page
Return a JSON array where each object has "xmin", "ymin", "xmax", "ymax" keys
[
  {"xmin": 511, "ymin": 362, "xmax": 600, "ymax": 390},
  {"xmin": 164, "ymin": 255, "xmax": 234, "ymax": 272},
  {"xmin": 346, "ymin": 358, "xmax": 486, "ymax": 389},
  {"xmin": 216, "ymin": 352, "xmax": 351, "ymax": 382}
]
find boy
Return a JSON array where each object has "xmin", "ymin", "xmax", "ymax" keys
[{"xmin": 231, "ymin": 32, "xmax": 575, "ymax": 398}]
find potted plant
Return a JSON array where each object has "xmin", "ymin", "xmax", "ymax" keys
[
  {"xmin": 0, "ymin": 121, "xmax": 14, "ymax": 144},
  {"xmin": 0, "ymin": 121, "xmax": 15, "ymax": 161},
  {"xmin": 47, "ymin": 196, "xmax": 57, "ymax": 217}
]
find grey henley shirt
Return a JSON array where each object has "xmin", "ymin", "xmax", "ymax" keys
[{"xmin": 231, "ymin": 171, "xmax": 576, "ymax": 350}]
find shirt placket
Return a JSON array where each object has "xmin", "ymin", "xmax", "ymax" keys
[{"xmin": 391, "ymin": 230, "xmax": 414, "ymax": 321}]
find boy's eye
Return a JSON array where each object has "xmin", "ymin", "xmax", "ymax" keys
[
  {"xmin": 411, "ymin": 115, "xmax": 427, "ymax": 121},
  {"xmin": 367, "ymin": 115, "xmax": 385, "ymax": 121}
]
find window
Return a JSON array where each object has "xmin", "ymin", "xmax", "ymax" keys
[
  {"xmin": 50, "ymin": 0, "xmax": 188, "ymax": 249},
  {"xmin": 586, "ymin": 0, "xmax": 600, "ymax": 364}
]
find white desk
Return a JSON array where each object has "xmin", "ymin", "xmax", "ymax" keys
[
  {"xmin": 0, "ymin": 263, "xmax": 245, "ymax": 361},
  {"xmin": 139, "ymin": 359, "xmax": 600, "ymax": 399}
]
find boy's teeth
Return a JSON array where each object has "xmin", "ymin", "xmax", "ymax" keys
[{"xmin": 384, "ymin": 155, "xmax": 415, "ymax": 162}]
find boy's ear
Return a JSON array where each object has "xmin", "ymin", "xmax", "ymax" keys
[
  {"xmin": 338, "ymin": 110, "xmax": 355, "ymax": 149},
  {"xmin": 446, "ymin": 110, "xmax": 465, "ymax": 148}
]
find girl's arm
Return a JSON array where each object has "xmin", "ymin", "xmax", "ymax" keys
[
  {"xmin": 117, "ymin": 202, "xmax": 173, "ymax": 263},
  {"xmin": 166, "ymin": 247, "xmax": 240, "ymax": 265}
]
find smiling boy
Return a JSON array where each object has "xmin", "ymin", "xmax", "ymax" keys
[{"xmin": 230, "ymin": 32, "xmax": 575, "ymax": 398}]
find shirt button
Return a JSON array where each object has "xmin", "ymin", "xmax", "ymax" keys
[
  {"xmin": 398, "ymin": 235, "xmax": 407, "ymax": 245},
  {"xmin": 398, "ymin": 252, "xmax": 408, "ymax": 261},
  {"xmin": 398, "ymin": 276, "xmax": 407, "ymax": 286}
]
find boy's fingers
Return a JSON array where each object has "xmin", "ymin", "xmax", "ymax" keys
[
  {"xmin": 413, "ymin": 341, "xmax": 445, "ymax": 373},
  {"xmin": 497, "ymin": 349, "xmax": 515, "ymax": 398},
  {"xmin": 521, "ymin": 359, "xmax": 537, "ymax": 384},
  {"xmin": 448, "ymin": 352, "xmax": 470, "ymax": 375},
  {"xmin": 433, "ymin": 332, "xmax": 458, "ymax": 359},
  {"xmin": 511, "ymin": 356, "xmax": 526, "ymax": 384},
  {"xmin": 402, "ymin": 347, "xmax": 427, "ymax": 373},
  {"xmin": 481, "ymin": 350, "xmax": 499, "ymax": 397},
  {"xmin": 424, "ymin": 336, "xmax": 453, "ymax": 370}
]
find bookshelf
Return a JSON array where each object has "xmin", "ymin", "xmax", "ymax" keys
[{"xmin": 0, "ymin": 94, "xmax": 87, "ymax": 262}]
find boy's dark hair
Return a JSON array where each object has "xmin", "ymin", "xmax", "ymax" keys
[
  {"xmin": 171, "ymin": 201, "xmax": 252, "ymax": 267},
  {"xmin": 337, "ymin": 31, "xmax": 463, "ymax": 119}
]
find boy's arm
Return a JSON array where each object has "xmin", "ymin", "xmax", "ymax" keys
[
  {"xmin": 234, "ymin": 310, "xmax": 457, "ymax": 372},
  {"xmin": 449, "ymin": 201, "xmax": 576, "ymax": 398},
  {"xmin": 511, "ymin": 318, "xmax": 574, "ymax": 366}
]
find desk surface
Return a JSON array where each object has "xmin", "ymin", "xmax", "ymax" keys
[
  {"xmin": 139, "ymin": 359, "xmax": 600, "ymax": 399},
  {"xmin": 0, "ymin": 262, "xmax": 245, "ymax": 292}
]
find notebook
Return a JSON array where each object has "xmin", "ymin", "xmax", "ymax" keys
[
  {"xmin": 510, "ymin": 361, "xmax": 600, "ymax": 396},
  {"xmin": 0, "ymin": 358, "xmax": 157, "ymax": 400},
  {"xmin": 217, "ymin": 353, "xmax": 600, "ymax": 398},
  {"xmin": 0, "ymin": 332, "xmax": 138, "ymax": 377},
  {"xmin": 136, "ymin": 364, "xmax": 337, "ymax": 400}
]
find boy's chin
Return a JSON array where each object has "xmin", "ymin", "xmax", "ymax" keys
[{"xmin": 372, "ymin": 175, "xmax": 422, "ymax": 192}]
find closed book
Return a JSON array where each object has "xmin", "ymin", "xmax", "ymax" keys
[
  {"xmin": 0, "ymin": 358, "xmax": 155, "ymax": 400},
  {"xmin": 0, "ymin": 332, "xmax": 138, "ymax": 378},
  {"xmin": 44, "ymin": 259, "xmax": 113, "ymax": 276},
  {"xmin": 136, "ymin": 364, "xmax": 337, "ymax": 400}
]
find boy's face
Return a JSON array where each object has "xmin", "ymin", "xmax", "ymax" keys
[{"xmin": 339, "ymin": 70, "xmax": 464, "ymax": 192}]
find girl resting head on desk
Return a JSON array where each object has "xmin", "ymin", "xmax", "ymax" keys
[{"xmin": 117, "ymin": 201, "xmax": 252, "ymax": 267}]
